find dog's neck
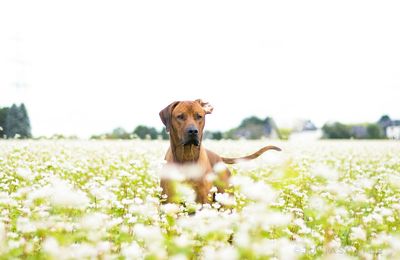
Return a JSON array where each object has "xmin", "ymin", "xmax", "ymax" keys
[{"xmin": 170, "ymin": 141, "xmax": 201, "ymax": 163}]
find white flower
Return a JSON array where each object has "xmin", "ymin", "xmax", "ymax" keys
[
  {"xmin": 106, "ymin": 217, "xmax": 123, "ymax": 229},
  {"xmin": 80, "ymin": 213, "xmax": 108, "ymax": 230},
  {"xmin": 202, "ymin": 245, "xmax": 238, "ymax": 260},
  {"xmin": 262, "ymin": 212, "xmax": 292, "ymax": 230},
  {"xmin": 129, "ymin": 203, "xmax": 159, "ymax": 220},
  {"xmin": 169, "ymin": 254, "xmax": 188, "ymax": 260},
  {"xmin": 308, "ymin": 196, "xmax": 328, "ymax": 212},
  {"xmin": 28, "ymin": 177, "xmax": 89, "ymax": 209},
  {"xmin": 159, "ymin": 165, "xmax": 185, "ymax": 181},
  {"xmin": 213, "ymin": 162, "xmax": 227, "ymax": 173},
  {"xmin": 133, "ymin": 224, "xmax": 163, "ymax": 242},
  {"xmin": 215, "ymin": 193, "xmax": 236, "ymax": 206},
  {"xmin": 173, "ymin": 234, "xmax": 192, "ymax": 247},
  {"xmin": 42, "ymin": 237, "xmax": 60, "ymax": 256},
  {"xmin": 91, "ymin": 186, "xmax": 116, "ymax": 202},
  {"xmin": 0, "ymin": 222, "xmax": 6, "ymax": 253},
  {"xmin": 49, "ymin": 178, "xmax": 90, "ymax": 209},
  {"xmin": 181, "ymin": 164, "xmax": 203, "ymax": 180},
  {"xmin": 16, "ymin": 217, "xmax": 37, "ymax": 233},
  {"xmin": 310, "ymin": 164, "xmax": 339, "ymax": 181},
  {"xmin": 69, "ymin": 243, "xmax": 97, "ymax": 258},
  {"xmin": 121, "ymin": 242, "xmax": 143, "ymax": 259},
  {"xmin": 350, "ymin": 226, "xmax": 367, "ymax": 241},
  {"xmin": 232, "ymin": 176, "xmax": 276, "ymax": 203},
  {"xmin": 176, "ymin": 184, "xmax": 196, "ymax": 203},
  {"xmin": 16, "ymin": 167, "xmax": 33, "ymax": 181},
  {"xmin": 161, "ymin": 203, "xmax": 180, "ymax": 215}
]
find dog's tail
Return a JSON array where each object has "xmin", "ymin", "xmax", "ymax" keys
[{"xmin": 221, "ymin": 145, "xmax": 282, "ymax": 164}]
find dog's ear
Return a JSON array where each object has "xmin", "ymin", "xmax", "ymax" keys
[
  {"xmin": 195, "ymin": 99, "xmax": 213, "ymax": 114},
  {"xmin": 159, "ymin": 101, "xmax": 180, "ymax": 132}
]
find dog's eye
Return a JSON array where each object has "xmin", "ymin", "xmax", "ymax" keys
[
  {"xmin": 176, "ymin": 114, "xmax": 185, "ymax": 120},
  {"xmin": 195, "ymin": 114, "xmax": 203, "ymax": 120}
]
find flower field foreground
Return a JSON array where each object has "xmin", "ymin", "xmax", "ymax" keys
[{"xmin": 0, "ymin": 140, "xmax": 399, "ymax": 259}]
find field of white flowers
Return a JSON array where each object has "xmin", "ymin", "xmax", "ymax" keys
[{"xmin": 0, "ymin": 140, "xmax": 399, "ymax": 259}]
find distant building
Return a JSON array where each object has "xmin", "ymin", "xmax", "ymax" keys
[
  {"xmin": 387, "ymin": 125, "xmax": 400, "ymax": 140},
  {"xmin": 263, "ymin": 117, "xmax": 280, "ymax": 139},
  {"xmin": 378, "ymin": 115, "xmax": 400, "ymax": 140},
  {"xmin": 290, "ymin": 119, "xmax": 321, "ymax": 141},
  {"xmin": 351, "ymin": 125, "xmax": 368, "ymax": 139},
  {"xmin": 293, "ymin": 119, "xmax": 317, "ymax": 132},
  {"xmin": 234, "ymin": 116, "xmax": 280, "ymax": 139}
]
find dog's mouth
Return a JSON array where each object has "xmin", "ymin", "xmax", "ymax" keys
[{"xmin": 183, "ymin": 137, "xmax": 200, "ymax": 146}]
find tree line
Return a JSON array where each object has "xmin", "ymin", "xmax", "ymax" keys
[
  {"xmin": 0, "ymin": 103, "xmax": 393, "ymax": 140},
  {"xmin": 0, "ymin": 103, "xmax": 31, "ymax": 139},
  {"xmin": 321, "ymin": 115, "xmax": 392, "ymax": 139},
  {"xmin": 90, "ymin": 115, "xmax": 283, "ymax": 140},
  {"xmin": 91, "ymin": 126, "xmax": 169, "ymax": 140}
]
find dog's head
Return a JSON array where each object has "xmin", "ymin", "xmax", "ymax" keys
[{"xmin": 159, "ymin": 99, "xmax": 213, "ymax": 146}]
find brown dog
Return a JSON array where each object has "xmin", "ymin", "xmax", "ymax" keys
[{"xmin": 159, "ymin": 99, "xmax": 281, "ymax": 204}]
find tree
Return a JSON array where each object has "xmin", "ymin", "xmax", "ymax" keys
[
  {"xmin": 133, "ymin": 125, "xmax": 158, "ymax": 140},
  {"xmin": 147, "ymin": 127, "xmax": 158, "ymax": 140},
  {"xmin": 160, "ymin": 128, "xmax": 169, "ymax": 140},
  {"xmin": 367, "ymin": 123, "xmax": 384, "ymax": 139},
  {"xmin": 0, "ymin": 107, "xmax": 9, "ymax": 138},
  {"xmin": 377, "ymin": 115, "xmax": 391, "ymax": 133},
  {"xmin": 231, "ymin": 116, "xmax": 280, "ymax": 139},
  {"xmin": 111, "ymin": 127, "xmax": 130, "ymax": 139},
  {"xmin": 322, "ymin": 122, "xmax": 351, "ymax": 139},
  {"xmin": 19, "ymin": 103, "xmax": 32, "ymax": 138},
  {"xmin": 211, "ymin": 131, "xmax": 223, "ymax": 140},
  {"xmin": 5, "ymin": 104, "xmax": 32, "ymax": 139},
  {"xmin": 204, "ymin": 130, "xmax": 223, "ymax": 140},
  {"xmin": 239, "ymin": 116, "xmax": 265, "ymax": 128},
  {"xmin": 278, "ymin": 128, "xmax": 292, "ymax": 140}
]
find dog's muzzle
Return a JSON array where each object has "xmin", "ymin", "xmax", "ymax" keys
[{"xmin": 184, "ymin": 126, "xmax": 200, "ymax": 146}]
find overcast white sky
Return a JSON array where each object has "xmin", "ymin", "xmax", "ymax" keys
[{"xmin": 1, "ymin": 1, "xmax": 399, "ymax": 137}]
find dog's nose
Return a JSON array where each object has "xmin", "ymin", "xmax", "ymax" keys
[{"xmin": 186, "ymin": 126, "xmax": 199, "ymax": 135}]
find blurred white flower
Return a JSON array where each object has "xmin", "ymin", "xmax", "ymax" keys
[
  {"xmin": 129, "ymin": 203, "xmax": 159, "ymax": 220},
  {"xmin": 16, "ymin": 167, "xmax": 33, "ymax": 181},
  {"xmin": 159, "ymin": 165, "xmax": 185, "ymax": 181},
  {"xmin": 294, "ymin": 218, "xmax": 311, "ymax": 234},
  {"xmin": 106, "ymin": 217, "xmax": 123, "ymax": 229},
  {"xmin": 261, "ymin": 212, "xmax": 291, "ymax": 231},
  {"xmin": 202, "ymin": 245, "xmax": 238, "ymax": 260},
  {"xmin": 0, "ymin": 222, "xmax": 6, "ymax": 253},
  {"xmin": 215, "ymin": 193, "xmax": 236, "ymax": 206},
  {"xmin": 310, "ymin": 164, "xmax": 339, "ymax": 181},
  {"xmin": 133, "ymin": 224, "xmax": 163, "ymax": 243},
  {"xmin": 182, "ymin": 164, "xmax": 203, "ymax": 180},
  {"xmin": 121, "ymin": 242, "xmax": 143, "ymax": 259},
  {"xmin": 234, "ymin": 228, "xmax": 250, "ymax": 247},
  {"xmin": 169, "ymin": 254, "xmax": 188, "ymax": 260},
  {"xmin": 325, "ymin": 182, "xmax": 351, "ymax": 199},
  {"xmin": 16, "ymin": 217, "xmax": 36, "ymax": 233},
  {"xmin": 42, "ymin": 237, "xmax": 60, "ymax": 256},
  {"xmin": 173, "ymin": 234, "xmax": 192, "ymax": 247},
  {"xmin": 356, "ymin": 178, "xmax": 374, "ymax": 190},
  {"xmin": 91, "ymin": 186, "xmax": 116, "ymax": 202},
  {"xmin": 176, "ymin": 184, "xmax": 196, "ymax": 203},
  {"xmin": 161, "ymin": 203, "xmax": 180, "ymax": 215},
  {"xmin": 308, "ymin": 196, "xmax": 328, "ymax": 212},
  {"xmin": 350, "ymin": 226, "xmax": 367, "ymax": 241},
  {"xmin": 69, "ymin": 243, "xmax": 97, "ymax": 259},
  {"xmin": 49, "ymin": 178, "xmax": 90, "ymax": 209},
  {"xmin": 213, "ymin": 162, "xmax": 227, "ymax": 173},
  {"xmin": 80, "ymin": 213, "xmax": 108, "ymax": 230},
  {"xmin": 231, "ymin": 176, "xmax": 276, "ymax": 203}
]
